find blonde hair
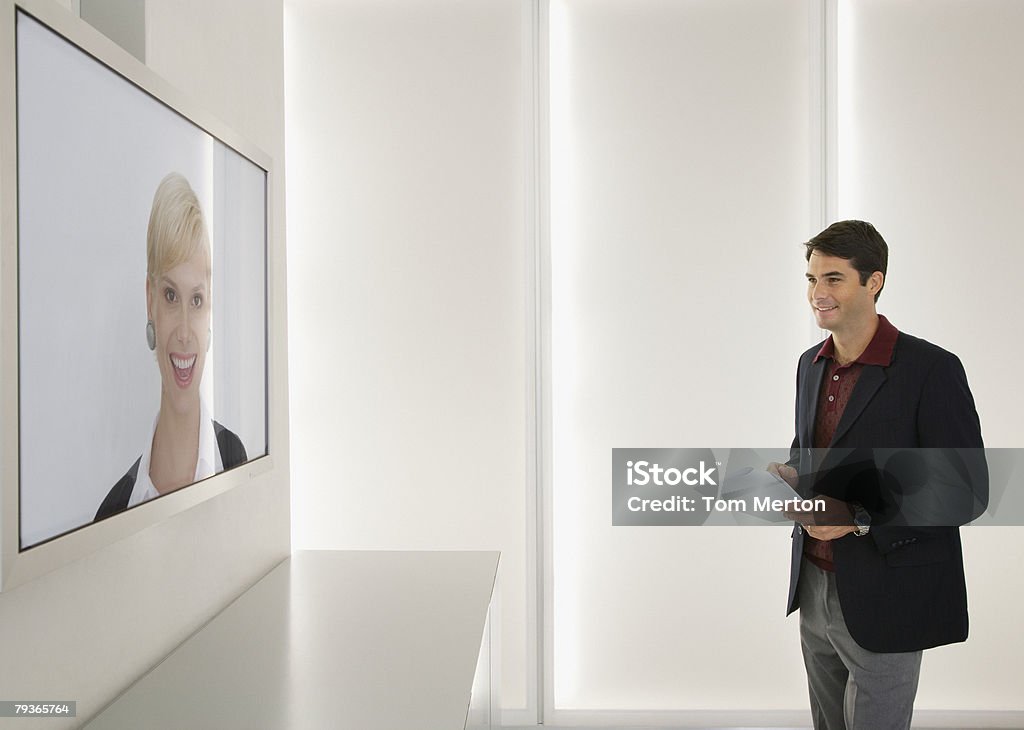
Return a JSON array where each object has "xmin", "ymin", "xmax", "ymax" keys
[{"xmin": 146, "ymin": 172, "xmax": 210, "ymax": 282}]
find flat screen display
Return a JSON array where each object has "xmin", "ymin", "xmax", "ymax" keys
[{"xmin": 16, "ymin": 10, "xmax": 268, "ymax": 549}]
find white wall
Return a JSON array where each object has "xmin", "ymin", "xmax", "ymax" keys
[
  {"xmin": 0, "ymin": 0, "xmax": 289, "ymax": 725},
  {"xmin": 284, "ymin": 0, "xmax": 1024, "ymax": 725},
  {"xmin": 284, "ymin": 0, "xmax": 531, "ymax": 715}
]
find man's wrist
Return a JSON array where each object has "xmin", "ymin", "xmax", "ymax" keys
[{"xmin": 850, "ymin": 502, "xmax": 871, "ymax": 537}]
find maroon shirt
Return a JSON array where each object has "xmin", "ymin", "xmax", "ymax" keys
[{"xmin": 803, "ymin": 315, "xmax": 899, "ymax": 571}]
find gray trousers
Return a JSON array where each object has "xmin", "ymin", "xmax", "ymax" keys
[{"xmin": 798, "ymin": 558, "xmax": 923, "ymax": 730}]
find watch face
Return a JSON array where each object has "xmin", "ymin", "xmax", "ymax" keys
[{"xmin": 853, "ymin": 504, "xmax": 870, "ymax": 534}]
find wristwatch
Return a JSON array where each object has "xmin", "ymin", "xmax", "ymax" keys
[{"xmin": 851, "ymin": 502, "xmax": 871, "ymax": 537}]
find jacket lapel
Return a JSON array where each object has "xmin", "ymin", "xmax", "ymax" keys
[
  {"xmin": 800, "ymin": 357, "xmax": 827, "ymax": 447},
  {"xmin": 829, "ymin": 364, "xmax": 886, "ymax": 445}
]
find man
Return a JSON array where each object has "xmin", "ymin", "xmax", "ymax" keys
[{"xmin": 768, "ymin": 220, "xmax": 986, "ymax": 730}]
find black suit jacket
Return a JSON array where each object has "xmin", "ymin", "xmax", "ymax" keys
[{"xmin": 786, "ymin": 330, "xmax": 987, "ymax": 653}]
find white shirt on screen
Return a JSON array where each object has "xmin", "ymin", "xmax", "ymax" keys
[{"xmin": 127, "ymin": 399, "xmax": 223, "ymax": 508}]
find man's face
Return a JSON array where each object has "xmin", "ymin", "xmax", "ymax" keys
[{"xmin": 805, "ymin": 252, "xmax": 880, "ymax": 334}]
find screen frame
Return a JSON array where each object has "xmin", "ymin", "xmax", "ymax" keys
[{"xmin": 0, "ymin": 0, "xmax": 276, "ymax": 591}]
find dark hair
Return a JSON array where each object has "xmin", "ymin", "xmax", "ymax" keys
[{"xmin": 804, "ymin": 220, "xmax": 888, "ymax": 302}]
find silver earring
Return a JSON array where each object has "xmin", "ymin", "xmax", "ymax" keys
[{"xmin": 146, "ymin": 320, "xmax": 156, "ymax": 351}]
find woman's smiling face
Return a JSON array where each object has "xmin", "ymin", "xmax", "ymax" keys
[{"xmin": 148, "ymin": 249, "xmax": 210, "ymax": 415}]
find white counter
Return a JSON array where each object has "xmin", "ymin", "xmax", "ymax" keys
[{"xmin": 85, "ymin": 550, "xmax": 499, "ymax": 729}]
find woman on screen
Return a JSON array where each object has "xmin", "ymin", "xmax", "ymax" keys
[{"xmin": 95, "ymin": 173, "xmax": 246, "ymax": 520}]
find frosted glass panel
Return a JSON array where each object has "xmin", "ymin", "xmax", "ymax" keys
[
  {"xmin": 838, "ymin": 0, "xmax": 1024, "ymax": 448},
  {"xmin": 550, "ymin": 0, "xmax": 813, "ymax": 710},
  {"xmin": 839, "ymin": 0, "xmax": 1024, "ymax": 711}
]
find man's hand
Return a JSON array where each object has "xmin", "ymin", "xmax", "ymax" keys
[
  {"xmin": 784, "ymin": 494, "xmax": 858, "ymax": 542},
  {"xmin": 802, "ymin": 524, "xmax": 858, "ymax": 541},
  {"xmin": 767, "ymin": 462, "xmax": 798, "ymax": 489}
]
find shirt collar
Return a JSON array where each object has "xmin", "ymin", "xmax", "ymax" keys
[
  {"xmin": 128, "ymin": 399, "xmax": 220, "ymax": 509},
  {"xmin": 813, "ymin": 314, "xmax": 899, "ymax": 367},
  {"xmin": 197, "ymin": 398, "xmax": 221, "ymax": 478}
]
